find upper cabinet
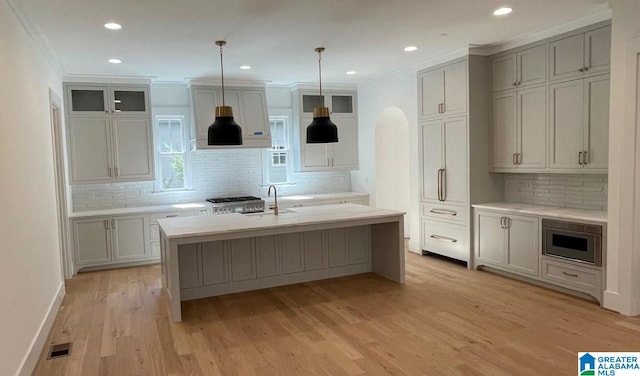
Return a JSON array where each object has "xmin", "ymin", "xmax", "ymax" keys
[
  {"xmin": 549, "ymin": 25, "xmax": 611, "ymax": 82},
  {"xmin": 419, "ymin": 59, "xmax": 467, "ymax": 120},
  {"xmin": 64, "ymin": 83, "xmax": 154, "ymax": 184},
  {"xmin": 292, "ymin": 89, "xmax": 359, "ymax": 171},
  {"xmin": 190, "ymin": 85, "xmax": 271, "ymax": 149},
  {"xmin": 491, "ymin": 44, "xmax": 547, "ymax": 92},
  {"xmin": 67, "ymin": 85, "xmax": 149, "ymax": 116},
  {"xmin": 299, "ymin": 92, "xmax": 355, "ymax": 117},
  {"xmin": 549, "ymin": 75, "xmax": 610, "ymax": 172}
]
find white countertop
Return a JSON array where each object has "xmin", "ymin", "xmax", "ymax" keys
[
  {"xmin": 68, "ymin": 202, "xmax": 212, "ymax": 218},
  {"xmin": 472, "ymin": 202, "xmax": 607, "ymax": 223},
  {"xmin": 69, "ymin": 192, "xmax": 368, "ymax": 218},
  {"xmin": 158, "ymin": 203, "xmax": 404, "ymax": 239}
]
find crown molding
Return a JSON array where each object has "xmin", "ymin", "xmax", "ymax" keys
[{"xmin": 4, "ymin": 0, "xmax": 65, "ymax": 76}]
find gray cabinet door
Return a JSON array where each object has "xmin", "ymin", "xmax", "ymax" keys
[
  {"xmin": 281, "ymin": 233, "xmax": 304, "ymax": 274},
  {"xmin": 230, "ymin": 238, "xmax": 256, "ymax": 281},
  {"xmin": 419, "ymin": 68, "xmax": 444, "ymax": 120},
  {"xmin": 517, "ymin": 86, "xmax": 547, "ymax": 169},
  {"xmin": 112, "ymin": 118, "xmax": 154, "ymax": 180},
  {"xmin": 192, "ymin": 88, "xmax": 218, "ymax": 140},
  {"xmin": 517, "ymin": 44, "xmax": 547, "ymax": 87},
  {"xmin": 550, "ymin": 33, "xmax": 585, "ymax": 81},
  {"xmin": 583, "ymin": 75, "xmax": 610, "ymax": 170},
  {"xmin": 331, "ymin": 117, "xmax": 358, "ymax": 169},
  {"xmin": 178, "ymin": 244, "xmax": 202, "ymax": 289},
  {"xmin": 443, "ymin": 60, "xmax": 467, "ymax": 116},
  {"xmin": 327, "ymin": 228, "xmax": 348, "ymax": 268},
  {"xmin": 584, "ymin": 26, "xmax": 611, "ymax": 75},
  {"xmin": 112, "ymin": 215, "xmax": 148, "ymax": 261},
  {"xmin": 201, "ymin": 241, "xmax": 229, "ymax": 285},
  {"xmin": 255, "ymin": 235, "xmax": 280, "ymax": 278},
  {"xmin": 549, "ymin": 79, "xmax": 584, "ymax": 169},
  {"xmin": 348, "ymin": 226, "xmax": 370, "ymax": 265},
  {"xmin": 442, "ymin": 116, "xmax": 468, "ymax": 205},
  {"xmin": 492, "ymin": 91, "xmax": 517, "ymax": 169},
  {"xmin": 68, "ymin": 117, "xmax": 112, "ymax": 182},
  {"xmin": 492, "ymin": 54, "xmax": 516, "ymax": 92},
  {"xmin": 74, "ymin": 218, "xmax": 111, "ymax": 266},
  {"xmin": 474, "ymin": 211, "xmax": 505, "ymax": 265},
  {"xmin": 506, "ymin": 215, "xmax": 539, "ymax": 277},
  {"xmin": 303, "ymin": 230, "xmax": 326, "ymax": 271},
  {"xmin": 420, "ymin": 120, "xmax": 443, "ymax": 202}
]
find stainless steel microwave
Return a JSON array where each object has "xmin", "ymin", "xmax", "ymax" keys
[{"xmin": 542, "ymin": 219, "xmax": 602, "ymax": 266}]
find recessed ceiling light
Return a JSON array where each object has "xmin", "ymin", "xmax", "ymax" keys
[
  {"xmin": 493, "ymin": 7, "xmax": 513, "ymax": 16},
  {"xmin": 104, "ymin": 22, "xmax": 122, "ymax": 30},
  {"xmin": 404, "ymin": 46, "xmax": 418, "ymax": 52},
  {"xmin": 239, "ymin": 65, "xmax": 251, "ymax": 70},
  {"xmin": 346, "ymin": 71, "xmax": 357, "ymax": 75},
  {"xmin": 108, "ymin": 58, "xmax": 122, "ymax": 64}
]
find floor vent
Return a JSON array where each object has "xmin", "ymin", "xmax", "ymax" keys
[{"xmin": 47, "ymin": 342, "xmax": 72, "ymax": 359}]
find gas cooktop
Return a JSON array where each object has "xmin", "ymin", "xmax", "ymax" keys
[{"xmin": 206, "ymin": 196, "xmax": 265, "ymax": 214}]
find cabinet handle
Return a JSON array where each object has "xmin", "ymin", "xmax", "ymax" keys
[
  {"xmin": 505, "ymin": 217, "xmax": 510, "ymax": 229},
  {"xmin": 107, "ymin": 167, "xmax": 112, "ymax": 177},
  {"xmin": 584, "ymin": 67, "xmax": 590, "ymax": 71},
  {"xmin": 440, "ymin": 169, "xmax": 446, "ymax": 201},
  {"xmin": 562, "ymin": 271, "xmax": 579, "ymax": 278},
  {"xmin": 579, "ymin": 68, "xmax": 585, "ymax": 72},
  {"xmin": 104, "ymin": 219, "xmax": 109, "ymax": 229},
  {"xmin": 437, "ymin": 169, "xmax": 442, "ymax": 201},
  {"xmin": 115, "ymin": 167, "xmax": 119, "ymax": 177},
  {"xmin": 513, "ymin": 153, "xmax": 517, "ymax": 165},
  {"xmin": 111, "ymin": 219, "xmax": 116, "ymax": 229},
  {"xmin": 166, "ymin": 215, "xmax": 178, "ymax": 218},
  {"xmin": 582, "ymin": 150, "xmax": 588, "ymax": 165},
  {"xmin": 437, "ymin": 103, "xmax": 441, "ymax": 114},
  {"xmin": 442, "ymin": 103, "xmax": 446, "ymax": 113},
  {"xmin": 578, "ymin": 151, "xmax": 583, "ymax": 165},
  {"xmin": 500, "ymin": 217, "xmax": 505, "ymax": 229},
  {"xmin": 105, "ymin": 110, "xmax": 109, "ymax": 114},
  {"xmin": 517, "ymin": 153, "xmax": 522, "ymax": 165},
  {"xmin": 430, "ymin": 209, "xmax": 457, "ymax": 216},
  {"xmin": 430, "ymin": 234, "xmax": 457, "ymax": 243}
]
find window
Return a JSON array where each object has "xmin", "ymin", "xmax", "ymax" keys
[
  {"xmin": 262, "ymin": 115, "xmax": 292, "ymax": 184},
  {"xmin": 155, "ymin": 113, "xmax": 191, "ymax": 190}
]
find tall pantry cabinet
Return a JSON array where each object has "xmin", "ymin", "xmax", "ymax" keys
[{"xmin": 418, "ymin": 56, "xmax": 503, "ymax": 262}]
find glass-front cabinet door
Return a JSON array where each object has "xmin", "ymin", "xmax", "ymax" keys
[
  {"xmin": 110, "ymin": 86, "xmax": 149, "ymax": 115},
  {"xmin": 330, "ymin": 95, "xmax": 354, "ymax": 115},
  {"xmin": 301, "ymin": 94, "xmax": 325, "ymax": 114},
  {"xmin": 67, "ymin": 85, "xmax": 109, "ymax": 116}
]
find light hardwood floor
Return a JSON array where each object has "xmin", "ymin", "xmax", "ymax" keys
[{"xmin": 34, "ymin": 251, "xmax": 640, "ymax": 375}]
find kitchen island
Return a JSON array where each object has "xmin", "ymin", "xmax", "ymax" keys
[{"xmin": 159, "ymin": 204, "xmax": 405, "ymax": 321}]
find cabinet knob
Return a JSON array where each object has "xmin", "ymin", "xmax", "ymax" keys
[{"xmin": 578, "ymin": 68, "xmax": 585, "ymax": 72}]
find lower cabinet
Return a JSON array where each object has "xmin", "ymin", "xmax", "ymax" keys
[
  {"xmin": 474, "ymin": 210, "xmax": 539, "ymax": 277},
  {"xmin": 176, "ymin": 226, "xmax": 371, "ymax": 291},
  {"xmin": 73, "ymin": 214, "xmax": 149, "ymax": 269},
  {"xmin": 421, "ymin": 218, "xmax": 469, "ymax": 261}
]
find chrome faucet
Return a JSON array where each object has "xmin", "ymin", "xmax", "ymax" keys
[{"xmin": 268, "ymin": 185, "xmax": 279, "ymax": 215}]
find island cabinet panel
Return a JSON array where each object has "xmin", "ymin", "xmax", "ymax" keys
[
  {"xmin": 348, "ymin": 226, "xmax": 371, "ymax": 264},
  {"xmin": 202, "ymin": 241, "xmax": 229, "ymax": 286},
  {"xmin": 327, "ymin": 228, "xmax": 348, "ymax": 268},
  {"xmin": 304, "ymin": 230, "xmax": 327, "ymax": 271},
  {"xmin": 256, "ymin": 235, "xmax": 280, "ymax": 278},
  {"xmin": 178, "ymin": 244, "xmax": 202, "ymax": 289},
  {"xmin": 230, "ymin": 238, "xmax": 256, "ymax": 281},
  {"xmin": 281, "ymin": 233, "xmax": 304, "ymax": 274}
]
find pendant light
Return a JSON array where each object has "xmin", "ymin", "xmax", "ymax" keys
[
  {"xmin": 306, "ymin": 47, "xmax": 338, "ymax": 144},
  {"xmin": 208, "ymin": 40, "xmax": 243, "ymax": 145}
]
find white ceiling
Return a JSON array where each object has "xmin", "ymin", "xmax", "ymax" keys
[{"xmin": 12, "ymin": 0, "xmax": 610, "ymax": 85}]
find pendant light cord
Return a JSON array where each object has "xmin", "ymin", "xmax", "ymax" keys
[
  {"xmin": 219, "ymin": 43, "xmax": 225, "ymax": 106},
  {"xmin": 318, "ymin": 49, "xmax": 323, "ymax": 106}
]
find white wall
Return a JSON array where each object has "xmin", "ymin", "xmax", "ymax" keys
[
  {"xmin": 374, "ymin": 107, "xmax": 411, "ymax": 235},
  {"xmin": 354, "ymin": 70, "xmax": 419, "ymax": 250},
  {"xmin": 0, "ymin": 1, "xmax": 64, "ymax": 375},
  {"xmin": 604, "ymin": 0, "xmax": 640, "ymax": 315}
]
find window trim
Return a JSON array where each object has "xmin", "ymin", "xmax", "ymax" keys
[
  {"xmin": 153, "ymin": 107, "xmax": 193, "ymax": 192},
  {"xmin": 261, "ymin": 110, "xmax": 294, "ymax": 186}
]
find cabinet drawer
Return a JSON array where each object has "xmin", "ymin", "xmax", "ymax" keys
[
  {"xmin": 149, "ymin": 210, "xmax": 194, "ymax": 224},
  {"xmin": 422, "ymin": 219, "xmax": 469, "ymax": 261},
  {"xmin": 542, "ymin": 257, "xmax": 601, "ymax": 296},
  {"xmin": 421, "ymin": 203, "xmax": 468, "ymax": 224}
]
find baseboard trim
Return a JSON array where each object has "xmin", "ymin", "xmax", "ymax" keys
[{"xmin": 17, "ymin": 281, "xmax": 65, "ymax": 376}]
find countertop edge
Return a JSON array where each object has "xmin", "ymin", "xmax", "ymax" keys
[{"xmin": 472, "ymin": 202, "xmax": 607, "ymax": 223}]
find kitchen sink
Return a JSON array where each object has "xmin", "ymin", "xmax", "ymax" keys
[{"xmin": 245, "ymin": 210, "xmax": 295, "ymax": 217}]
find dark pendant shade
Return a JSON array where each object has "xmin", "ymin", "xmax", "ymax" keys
[
  {"xmin": 208, "ymin": 106, "xmax": 243, "ymax": 145},
  {"xmin": 306, "ymin": 107, "xmax": 338, "ymax": 143}
]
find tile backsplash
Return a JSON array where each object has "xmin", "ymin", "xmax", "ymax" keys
[
  {"xmin": 72, "ymin": 149, "xmax": 351, "ymax": 211},
  {"xmin": 504, "ymin": 174, "xmax": 608, "ymax": 211}
]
